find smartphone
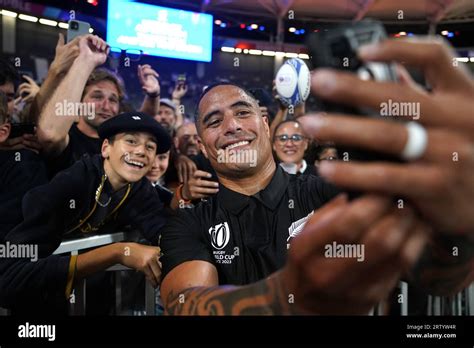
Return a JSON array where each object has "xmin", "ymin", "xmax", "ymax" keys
[
  {"xmin": 67, "ymin": 20, "xmax": 90, "ymax": 43},
  {"xmin": 306, "ymin": 19, "xmax": 399, "ymax": 162},
  {"xmin": 8, "ymin": 123, "xmax": 35, "ymax": 139},
  {"xmin": 19, "ymin": 74, "xmax": 34, "ymax": 99},
  {"xmin": 177, "ymin": 74, "xmax": 187, "ymax": 87}
]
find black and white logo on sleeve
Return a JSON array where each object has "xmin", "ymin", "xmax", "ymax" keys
[{"xmin": 209, "ymin": 222, "xmax": 230, "ymax": 250}]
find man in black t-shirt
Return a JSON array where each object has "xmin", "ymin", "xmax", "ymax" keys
[{"xmin": 159, "ymin": 82, "xmax": 427, "ymax": 315}]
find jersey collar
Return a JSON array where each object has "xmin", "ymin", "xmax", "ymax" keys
[{"xmin": 218, "ymin": 166, "xmax": 289, "ymax": 214}]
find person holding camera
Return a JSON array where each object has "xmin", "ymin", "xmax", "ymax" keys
[
  {"xmin": 300, "ymin": 37, "xmax": 474, "ymax": 296},
  {"xmin": 159, "ymin": 37, "xmax": 474, "ymax": 315},
  {"xmin": 35, "ymin": 34, "xmax": 161, "ymax": 176}
]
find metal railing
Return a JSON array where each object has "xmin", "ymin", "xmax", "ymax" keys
[
  {"xmin": 1, "ymin": 234, "xmax": 473, "ymax": 316},
  {"xmin": 52, "ymin": 231, "xmax": 156, "ymax": 316},
  {"xmin": 427, "ymin": 284, "xmax": 474, "ymax": 316}
]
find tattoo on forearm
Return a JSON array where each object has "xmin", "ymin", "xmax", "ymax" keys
[{"xmin": 165, "ymin": 275, "xmax": 296, "ymax": 315}]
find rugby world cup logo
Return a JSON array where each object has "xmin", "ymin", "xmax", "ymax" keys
[{"xmin": 209, "ymin": 222, "xmax": 230, "ymax": 250}]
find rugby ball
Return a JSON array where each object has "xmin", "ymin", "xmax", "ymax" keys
[{"xmin": 275, "ymin": 58, "xmax": 311, "ymax": 107}]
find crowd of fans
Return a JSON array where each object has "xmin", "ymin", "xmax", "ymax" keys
[
  {"xmin": 0, "ymin": 32, "xmax": 473, "ymax": 316},
  {"xmin": 0, "ymin": 33, "xmax": 334, "ymax": 314}
]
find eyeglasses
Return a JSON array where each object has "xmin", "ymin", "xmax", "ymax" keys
[
  {"xmin": 275, "ymin": 134, "xmax": 306, "ymax": 144},
  {"xmin": 319, "ymin": 156, "xmax": 338, "ymax": 161},
  {"xmin": 108, "ymin": 47, "xmax": 143, "ymax": 62}
]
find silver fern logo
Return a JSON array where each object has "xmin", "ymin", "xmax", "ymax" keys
[{"xmin": 287, "ymin": 211, "xmax": 314, "ymax": 248}]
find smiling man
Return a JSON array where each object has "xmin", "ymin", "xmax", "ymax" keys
[
  {"xmin": 161, "ymin": 35, "xmax": 474, "ymax": 316},
  {"xmin": 158, "ymin": 83, "xmax": 432, "ymax": 315},
  {"xmin": 0, "ymin": 112, "xmax": 171, "ymax": 314},
  {"xmin": 159, "ymin": 83, "xmax": 339, "ymax": 315}
]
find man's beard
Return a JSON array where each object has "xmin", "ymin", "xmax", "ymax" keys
[
  {"xmin": 161, "ymin": 122, "xmax": 175, "ymax": 136},
  {"xmin": 159, "ymin": 120, "xmax": 170, "ymax": 129}
]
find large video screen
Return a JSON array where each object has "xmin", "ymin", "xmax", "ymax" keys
[{"xmin": 107, "ymin": 0, "xmax": 213, "ymax": 62}]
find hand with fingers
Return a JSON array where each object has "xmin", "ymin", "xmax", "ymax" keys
[
  {"xmin": 182, "ymin": 170, "xmax": 219, "ymax": 201},
  {"xmin": 77, "ymin": 34, "xmax": 110, "ymax": 69},
  {"xmin": 18, "ymin": 76, "xmax": 40, "ymax": 104},
  {"xmin": 172, "ymin": 83, "xmax": 188, "ymax": 101},
  {"xmin": 282, "ymin": 194, "xmax": 428, "ymax": 314},
  {"xmin": 138, "ymin": 64, "xmax": 160, "ymax": 97},
  {"xmin": 300, "ymin": 38, "xmax": 474, "ymax": 236},
  {"xmin": 0, "ymin": 136, "xmax": 23, "ymax": 152},
  {"xmin": 119, "ymin": 243, "xmax": 162, "ymax": 288},
  {"xmin": 20, "ymin": 133, "xmax": 42, "ymax": 153},
  {"xmin": 175, "ymin": 154, "xmax": 197, "ymax": 183},
  {"xmin": 49, "ymin": 33, "xmax": 81, "ymax": 77},
  {"xmin": 0, "ymin": 133, "xmax": 42, "ymax": 153}
]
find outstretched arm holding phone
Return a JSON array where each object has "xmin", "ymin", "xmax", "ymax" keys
[
  {"xmin": 172, "ymin": 81, "xmax": 188, "ymax": 129},
  {"xmin": 300, "ymin": 38, "xmax": 474, "ymax": 296},
  {"xmin": 30, "ymin": 33, "xmax": 81, "ymax": 123},
  {"xmin": 36, "ymin": 34, "xmax": 109, "ymax": 156}
]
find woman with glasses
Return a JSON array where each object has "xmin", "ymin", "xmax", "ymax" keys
[{"xmin": 272, "ymin": 120, "xmax": 316, "ymax": 176}]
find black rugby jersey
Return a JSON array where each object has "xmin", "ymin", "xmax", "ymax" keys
[{"xmin": 161, "ymin": 166, "xmax": 340, "ymax": 285}]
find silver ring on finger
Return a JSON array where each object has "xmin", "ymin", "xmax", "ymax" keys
[{"xmin": 401, "ymin": 121, "xmax": 428, "ymax": 161}]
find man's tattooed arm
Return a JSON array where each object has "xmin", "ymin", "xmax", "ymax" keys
[
  {"xmin": 408, "ymin": 234, "xmax": 474, "ymax": 296},
  {"xmin": 165, "ymin": 273, "xmax": 298, "ymax": 315}
]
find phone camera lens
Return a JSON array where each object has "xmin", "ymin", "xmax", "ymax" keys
[{"xmin": 71, "ymin": 21, "xmax": 79, "ymax": 30}]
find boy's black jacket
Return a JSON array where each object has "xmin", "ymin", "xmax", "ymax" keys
[{"xmin": 0, "ymin": 154, "xmax": 166, "ymax": 311}]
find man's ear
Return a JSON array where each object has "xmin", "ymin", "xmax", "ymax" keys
[
  {"xmin": 199, "ymin": 142, "xmax": 208, "ymax": 159},
  {"xmin": 262, "ymin": 115, "xmax": 270, "ymax": 138},
  {"xmin": 101, "ymin": 139, "xmax": 111, "ymax": 160},
  {"xmin": 0, "ymin": 123, "xmax": 11, "ymax": 143}
]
